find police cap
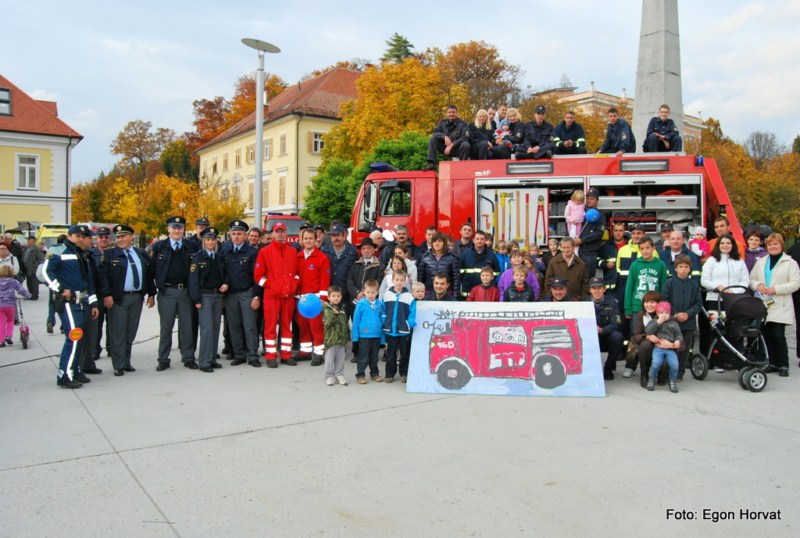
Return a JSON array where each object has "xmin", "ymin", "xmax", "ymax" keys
[
  {"xmin": 112, "ymin": 224, "xmax": 134, "ymax": 236},
  {"xmin": 589, "ymin": 276, "xmax": 605, "ymax": 288},
  {"xmin": 68, "ymin": 224, "xmax": 95, "ymax": 237},
  {"xmin": 201, "ymin": 227, "xmax": 220, "ymax": 239},
  {"xmin": 229, "ymin": 220, "xmax": 249, "ymax": 232},
  {"xmin": 550, "ymin": 277, "xmax": 568, "ymax": 288},
  {"xmin": 167, "ymin": 216, "xmax": 186, "ymax": 227}
]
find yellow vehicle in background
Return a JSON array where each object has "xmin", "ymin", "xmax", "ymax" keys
[{"xmin": 37, "ymin": 223, "xmax": 71, "ymax": 249}]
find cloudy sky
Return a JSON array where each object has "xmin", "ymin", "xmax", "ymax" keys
[{"xmin": 3, "ymin": 0, "xmax": 799, "ymax": 182}]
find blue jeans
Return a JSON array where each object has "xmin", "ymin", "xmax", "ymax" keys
[{"xmin": 650, "ymin": 347, "xmax": 679, "ymax": 380}]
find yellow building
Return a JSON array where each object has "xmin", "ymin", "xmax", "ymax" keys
[
  {"xmin": 0, "ymin": 75, "xmax": 82, "ymax": 231},
  {"xmin": 536, "ymin": 84, "xmax": 704, "ymax": 148},
  {"xmin": 196, "ymin": 68, "xmax": 360, "ymax": 225}
]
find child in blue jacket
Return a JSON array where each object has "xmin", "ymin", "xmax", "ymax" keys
[
  {"xmin": 351, "ymin": 279, "xmax": 385, "ymax": 384},
  {"xmin": 382, "ymin": 270, "xmax": 416, "ymax": 383}
]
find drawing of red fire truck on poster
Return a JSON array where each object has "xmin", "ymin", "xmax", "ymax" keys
[{"xmin": 425, "ymin": 310, "xmax": 583, "ymax": 390}]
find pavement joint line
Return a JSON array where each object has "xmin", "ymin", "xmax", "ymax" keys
[{"xmin": 0, "ymin": 394, "xmax": 457, "ymax": 474}]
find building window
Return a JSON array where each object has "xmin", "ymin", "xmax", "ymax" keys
[
  {"xmin": 211, "ymin": 157, "xmax": 218, "ymax": 176},
  {"xmin": 279, "ymin": 134, "xmax": 287, "ymax": 156},
  {"xmin": 278, "ymin": 171, "xmax": 287, "ymax": 205},
  {"xmin": 263, "ymin": 138, "xmax": 272, "ymax": 161},
  {"xmin": 309, "ymin": 132, "xmax": 324, "ymax": 154},
  {"xmin": 0, "ymin": 88, "xmax": 10, "ymax": 115},
  {"xmin": 17, "ymin": 154, "xmax": 38, "ymax": 190},
  {"xmin": 263, "ymin": 174, "xmax": 270, "ymax": 208},
  {"xmin": 222, "ymin": 153, "xmax": 229, "ymax": 172},
  {"xmin": 247, "ymin": 144, "xmax": 255, "ymax": 164},
  {"xmin": 248, "ymin": 183, "xmax": 254, "ymax": 209},
  {"xmin": 235, "ymin": 149, "xmax": 242, "ymax": 168}
]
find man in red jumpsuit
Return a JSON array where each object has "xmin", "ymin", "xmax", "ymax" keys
[
  {"xmin": 254, "ymin": 222, "xmax": 300, "ymax": 368},
  {"xmin": 294, "ymin": 228, "xmax": 331, "ymax": 366}
]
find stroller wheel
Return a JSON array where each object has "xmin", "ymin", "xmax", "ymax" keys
[
  {"xmin": 737, "ymin": 367, "xmax": 753, "ymax": 390},
  {"xmin": 21, "ymin": 334, "xmax": 28, "ymax": 349},
  {"xmin": 744, "ymin": 369, "xmax": 767, "ymax": 392},
  {"xmin": 690, "ymin": 354, "xmax": 709, "ymax": 380}
]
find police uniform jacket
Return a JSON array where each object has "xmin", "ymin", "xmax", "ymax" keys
[
  {"xmin": 188, "ymin": 249, "xmax": 224, "ymax": 304},
  {"xmin": 99, "ymin": 247, "xmax": 156, "ymax": 302},
  {"xmin": 592, "ymin": 295, "xmax": 622, "ymax": 335},
  {"xmin": 599, "ymin": 118, "xmax": 635, "ymax": 153},
  {"xmin": 151, "ymin": 238, "xmax": 199, "ymax": 290},
  {"xmin": 552, "ymin": 121, "xmax": 587, "ymax": 150},
  {"xmin": 522, "ymin": 121, "xmax": 555, "ymax": 152},
  {"xmin": 43, "ymin": 239, "xmax": 98, "ymax": 306},
  {"xmin": 220, "ymin": 242, "xmax": 261, "ymax": 298},
  {"xmin": 433, "ymin": 118, "xmax": 469, "ymax": 146}
]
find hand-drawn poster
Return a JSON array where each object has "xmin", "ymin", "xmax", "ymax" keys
[{"xmin": 406, "ymin": 301, "xmax": 606, "ymax": 397}]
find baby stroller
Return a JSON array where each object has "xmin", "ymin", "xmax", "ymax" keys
[
  {"xmin": 690, "ymin": 285, "xmax": 769, "ymax": 392},
  {"xmin": 17, "ymin": 297, "xmax": 30, "ymax": 349}
]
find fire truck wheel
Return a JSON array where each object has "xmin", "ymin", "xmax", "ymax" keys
[
  {"xmin": 690, "ymin": 354, "xmax": 708, "ymax": 380},
  {"xmin": 533, "ymin": 354, "xmax": 566, "ymax": 389},
  {"xmin": 436, "ymin": 359, "xmax": 472, "ymax": 390}
]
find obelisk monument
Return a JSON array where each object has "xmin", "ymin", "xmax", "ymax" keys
[{"xmin": 632, "ymin": 0, "xmax": 684, "ymax": 151}]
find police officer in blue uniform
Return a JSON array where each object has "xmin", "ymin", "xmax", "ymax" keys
[
  {"xmin": 43, "ymin": 225, "xmax": 99, "ymax": 388},
  {"xmin": 587, "ymin": 276, "xmax": 625, "ymax": 380},
  {"xmin": 151, "ymin": 216, "xmax": 199, "ymax": 371},
  {"xmin": 220, "ymin": 220, "xmax": 262, "ymax": 367},
  {"xmin": 189, "ymin": 227, "xmax": 225, "ymax": 373},
  {"xmin": 99, "ymin": 224, "xmax": 156, "ymax": 377},
  {"xmin": 88, "ymin": 226, "xmax": 113, "ymax": 366}
]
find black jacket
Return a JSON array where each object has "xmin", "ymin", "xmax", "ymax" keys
[
  {"xmin": 151, "ymin": 238, "xmax": 199, "ymax": 290},
  {"xmin": 522, "ymin": 121, "xmax": 555, "ymax": 153},
  {"xmin": 418, "ymin": 251, "xmax": 461, "ymax": 294},
  {"xmin": 99, "ymin": 247, "xmax": 156, "ymax": 302},
  {"xmin": 504, "ymin": 282, "xmax": 536, "ymax": 302},
  {"xmin": 432, "ymin": 118, "xmax": 470, "ymax": 146},
  {"xmin": 599, "ymin": 118, "xmax": 635, "ymax": 153},
  {"xmin": 552, "ymin": 121, "xmax": 587, "ymax": 150}
]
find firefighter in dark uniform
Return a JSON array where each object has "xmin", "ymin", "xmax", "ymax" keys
[
  {"xmin": 151, "ymin": 216, "xmax": 199, "ymax": 371},
  {"xmin": 189, "ymin": 227, "xmax": 225, "ymax": 372},
  {"xmin": 588, "ymin": 276, "xmax": 625, "ymax": 380},
  {"xmin": 99, "ymin": 224, "xmax": 156, "ymax": 376},
  {"xmin": 575, "ymin": 188, "xmax": 606, "ymax": 279},
  {"xmin": 43, "ymin": 225, "xmax": 99, "ymax": 388},
  {"xmin": 220, "ymin": 220, "xmax": 262, "ymax": 367},
  {"xmin": 596, "ymin": 107, "xmax": 635, "ymax": 156},
  {"xmin": 517, "ymin": 105, "xmax": 555, "ymax": 160},
  {"xmin": 424, "ymin": 104, "xmax": 471, "ymax": 169}
]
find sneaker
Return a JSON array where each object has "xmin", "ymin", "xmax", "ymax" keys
[
  {"xmin": 0, "ymin": 342, "xmax": 4, "ymax": 348},
  {"xmin": 401, "ymin": 376, "xmax": 407, "ymax": 384},
  {"xmin": 646, "ymin": 378, "xmax": 655, "ymax": 391},
  {"xmin": 336, "ymin": 375, "xmax": 348, "ymax": 386},
  {"xmin": 326, "ymin": 377, "xmax": 335, "ymax": 386},
  {"xmin": 715, "ymin": 367, "xmax": 725, "ymax": 373},
  {"xmin": 371, "ymin": 375, "xmax": 383, "ymax": 382},
  {"xmin": 46, "ymin": 322, "xmax": 54, "ymax": 334},
  {"xmin": 669, "ymin": 379, "xmax": 679, "ymax": 393},
  {"xmin": 357, "ymin": 377, "xmax": 367, "ymax": 385},
  {"xmin": 385, "ymin": 377, "xmax": 394, "ymax": 383},
  {"xmin": 622, "ymin": 367, "xmax": 634, "ymax": 378}
]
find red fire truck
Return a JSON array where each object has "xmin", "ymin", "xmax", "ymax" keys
[
  {"xmin": 348, "ymin": 154, "xmax": 742, "ymax": 247},
  {"xmin": 426, "ymin": 314, "xmax": 582, "ymax": 390}
]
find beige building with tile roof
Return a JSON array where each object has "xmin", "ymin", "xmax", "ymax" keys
[
  {"xmin": 0, "ymin": 75, "xmax": 82, "ymax": 231},
  {"xmin": 196, "ymin": 68, "xmax": 360, "ymax": 226}
]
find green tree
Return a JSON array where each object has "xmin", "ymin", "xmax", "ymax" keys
[
  {"xmin": 161, "ymin": 139, "xmax": 195, "ymax": 182},
  {"xmin": 792, "ymin": 134, "xmax": 800, "ymax": 154},
  {"xmin": 302, "ymin": 131, "xmax": 428, "ymax": 226},
  {"xmin": 382, "ymin": 33, "xmax": 414, "ymax": 63}
]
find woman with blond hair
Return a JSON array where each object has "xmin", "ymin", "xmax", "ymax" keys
[
  {"xmin": 493, "ymin": 108, "xmax": 525, "ymax": 159},
  {"xmin": 749, "ymin": 233, "xmax": 800, "ymax": 377},
  {"xmin": 469, "ymin": 109, "xmax": 495, "ymax": 160}
]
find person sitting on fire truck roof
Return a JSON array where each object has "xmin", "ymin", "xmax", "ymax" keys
[
  {"xmin": 543, "ymin": 237, "xmax": 588, "ymax": 301},
  {"xmin": 596, "ymin": 107, "xmax": 635, "ymax": 157},
  {"xmin": 643, "ymin": 104, "xmax": 683, "ymax": 153},
  {"xmin": 492, "ymin": 108, "xmax": 526, "ymax": 160},
  {"xmin": 553, "ymin": 110, "xmax": 588, "ymax": 155},
  {"xmin": 516, "ymin": 105, "xmax": 556, "ymax": 161},
  {"xmin": 538, "ymin": 277, "xmax": 573, "ymax": 302},
  {"xmin": 424, "ymin": 104, "xmax": 471, "ymax": 170},
  {"xmin": 469, "ymin": 109, "xmax": 495, "ymax": 160}
]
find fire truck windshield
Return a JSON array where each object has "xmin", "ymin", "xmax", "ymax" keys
[{"xmin": 431, "ymin": 319, "xmax": 452, "ymax": 336}]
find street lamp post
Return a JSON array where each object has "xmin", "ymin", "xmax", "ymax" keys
[{"xmin": 241, "ymin": 38, "xmax": 281, "ymax": 229}]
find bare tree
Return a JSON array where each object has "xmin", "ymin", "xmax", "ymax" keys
[{"xmin": 743, "ymin": 131, "xmax": 785, "ymax": 170}]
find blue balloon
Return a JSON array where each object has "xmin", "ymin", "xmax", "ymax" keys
[
  {"xmin": 586, "ymin": 208, "xmax": 601, "ymax": 223},
  {"xmin": 297, "ymin": 293, "xmax": 323, "ymax": 319}
]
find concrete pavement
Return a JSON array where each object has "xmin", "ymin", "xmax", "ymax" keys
[{"xmin": 0, "ymin": 292, "xmax": 797, "ymax": 537}]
